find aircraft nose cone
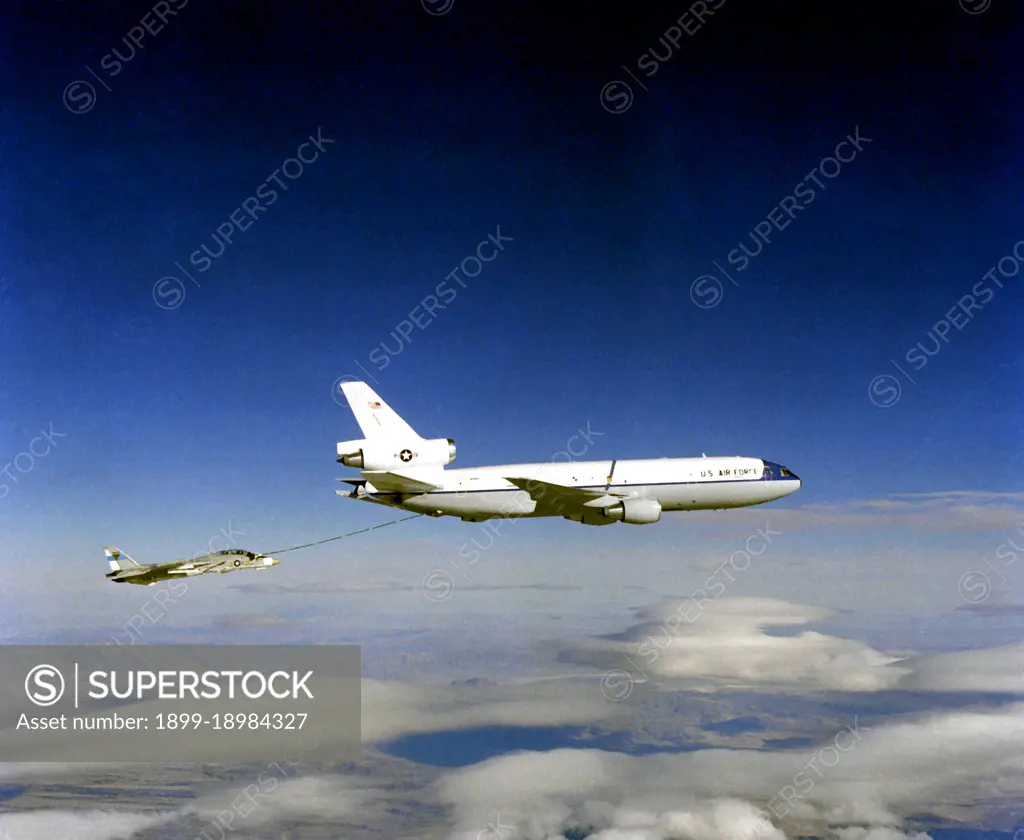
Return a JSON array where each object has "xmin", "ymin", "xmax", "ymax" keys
[
  {"xmin": 761, "ymin": 460, "xmax": 800, "ymax": 482},
  {"xmin": 761, "ymin": 459, "xmax": 801, "ymax": 493}
]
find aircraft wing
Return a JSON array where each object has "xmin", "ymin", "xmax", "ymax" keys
[
  {"xmin": 164, "ymin": 555, "xmax": 231, "ymax": 575},
  {"xmin": 361, "ymin": 470, "xmax": 441, "ymax": 493},
  {"xmin": 164, "ymin": 560, "xmax": 207, "ymax": 575},
  {"xmin": 504, "ymin": 477, "xmax": 621, "ymax": 510}
]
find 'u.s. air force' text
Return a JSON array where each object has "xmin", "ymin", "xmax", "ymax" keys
[{"xmin": 699, "ymin": 467, "xmax": 760, "ymax": 478}]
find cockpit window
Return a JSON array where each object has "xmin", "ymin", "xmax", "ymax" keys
[{"xmin": 780, "ymin": 467, "xmax": 793, "ymax": 477}]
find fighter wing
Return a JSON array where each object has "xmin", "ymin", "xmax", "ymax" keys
[
  {"xmin": 164, "ymin": 561, "xmax": 205, "ymax": 574},
  {"xmin": 361, "ymin": 470, "xmax": 441, "ymax": 493},
  {"xmin": 164, "ymin": 557, "xmax": 219, "ymax": 575},
  {"xmin": 504, "ymin": 477, "xmax": 622, "ymax": 512}
]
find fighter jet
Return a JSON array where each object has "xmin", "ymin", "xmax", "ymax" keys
[
  {"xmin": 104, "ymin": 546, "xmax": 280, "ymax": 585},
  {"xmin": 334, "ymin": 382, "xmax": 801, "ymax": 526}
]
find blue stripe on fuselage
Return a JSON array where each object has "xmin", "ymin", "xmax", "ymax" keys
[{"xmin": 377, "ymin": 476, "xmax": 796, "ymax": 497}]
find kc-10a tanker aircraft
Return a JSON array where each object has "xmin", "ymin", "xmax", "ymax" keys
[
  {"xmin": 104, "ymin": 546, "xmax": 280, "ymax": 585},
  {"xmin": 335, "ymin": 383, "xmax": 801, "ymax": 526}
]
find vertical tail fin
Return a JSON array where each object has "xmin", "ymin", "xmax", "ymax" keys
[
  {"xmin": 339, "ymin": 382, "xmax": 421, "ymax": 440},
  {"xmin": 104, "ymin": 546, "xmax": 141, "ymax": 572}
]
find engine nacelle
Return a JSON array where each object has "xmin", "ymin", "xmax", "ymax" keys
[
  {"xmin": 602, "ymin": 497, "xmax": 662, "ymax": 524},
  {"xmin": 336, "ymin": 437, "xmax": 456, "ymax": 470}
]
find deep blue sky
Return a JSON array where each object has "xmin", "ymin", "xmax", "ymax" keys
[{"xmin": 2, "ymin": 1, "xmax": 1022, "ymax": 565}]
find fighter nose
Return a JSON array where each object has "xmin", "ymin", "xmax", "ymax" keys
[{"xmin": 263, "ymin": 556, "xmax": 280, "ymax": 567}]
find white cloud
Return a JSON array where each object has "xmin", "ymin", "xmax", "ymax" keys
[
  {"xmin": 437, "ymin": 702, "xmax": 1024, "ymax": 839},
  {"xmin": 564, "ymin": 597, "xmax": 1024, "ymax": 695},
  {"xmin": 894, "ymin": 643, "xmax": 1024, "ymax": 693},
  {"xmin": 0, "ymin": 809, "xmax": 176, "ymax": 840},
  {"xmin": 186, "ymin": 774, "xmax": 379, "ymax": 831},
  {"xmin": 0, "ymin": 762, "xmax": 110, "ymax": 782},
  {"xmin": 562, "ymin": 597, "xmax": 910, "ymax": 693},
  {"xmin": 2, "ymin": 595, "xmax": 1022, "ymax": 839},
  {"xmin": 832, "ymin": 827, "xmax": 933, "ymax": 840},
  {"xmin": 362, "ymin": 676, "xmax": 628, "ymax": 743}
]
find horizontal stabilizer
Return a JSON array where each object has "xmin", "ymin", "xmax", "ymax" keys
[{"xmin": 362, "ymin": 470, "xmax": 441, "ymax": 493}]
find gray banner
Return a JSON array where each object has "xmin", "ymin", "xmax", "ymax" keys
[{"xmin": 0, "ymin": 645, "xmax": 360, "ymax": 763}]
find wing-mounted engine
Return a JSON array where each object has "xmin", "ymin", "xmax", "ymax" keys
[
  {"xmin": 336, "ymin": 437, "xmax": 456, "ymax": 470},
  {"xmin": 601, "ymin": 498, "xmax": 662, "ymax": 524}
]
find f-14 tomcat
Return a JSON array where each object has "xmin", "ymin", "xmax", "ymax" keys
[
  {"xmin": 104, "ymin": 546, "xmax": 280, "ymax": 585},
  {"xmin": 335, "ymin": 382, "xmax": 801, "ymax": 526}
]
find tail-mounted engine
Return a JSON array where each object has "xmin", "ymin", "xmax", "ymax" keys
[{"xmin": 337, "ymin": 438, "xmax": 456, "ymax": 470}]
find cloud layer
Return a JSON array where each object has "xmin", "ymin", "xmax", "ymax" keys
[
  {"xmin": 436, "ymin": 702, "xmax": 1024, "ymax": 839},
  {"xmin": 562, "ymin": 597, "xmax": 1024, "ymax": 696}
]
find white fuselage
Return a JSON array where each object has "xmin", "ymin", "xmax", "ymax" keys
[{"xmin": 351, "ymin": 456, "xmax": 801, "ymax": 524}]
